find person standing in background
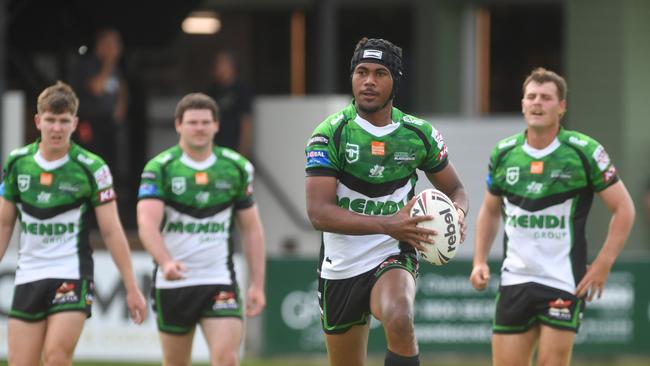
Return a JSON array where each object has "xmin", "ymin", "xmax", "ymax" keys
[
  {"xmin": 205, "ymin": 50, "xmax": 253, "ymax": 158},
  {"xmin": 73, "ymin": 28, "xmax": 128, "ymax": 171}
]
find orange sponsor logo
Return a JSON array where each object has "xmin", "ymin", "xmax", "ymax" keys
[
  {"xmin": 195, "ymin": 172, "xmax": 209, "ymax": 185},
  {"xmin": 371, "ymin": 141, "xmax": 385, "ymax": 156},
  {"xmin": 530, "ymin": 161, "xmax": 544, "ymax": 174},
  {"xmin": 40, "ymin": 172, "xmax": 53, "ymax": 186}
]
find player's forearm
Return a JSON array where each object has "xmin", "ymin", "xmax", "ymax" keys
[
  {"xmin": 242, "ymin": 225, "xmax": 266, "ymax": 289},
  {"xmin": 138, "ymin": 225, "xmax": 174, "ymax": 267},
  {"xmin": 102, "ymin": 232, "xmax": 140, "ymax": 292},
  {"xmin": 596, "ymin": 202, "xmax": 635, "ymax": 267},
  {"xmin": 308, "ymin": 203, "xmax": 389, "ymax": 235},
  {"xmin": 448, "ymin": 187, "xmax": 469, "ymax": 216},
  {"xmin": 473, "ymin": 208, "xmax": 501, "ymax": 266}
]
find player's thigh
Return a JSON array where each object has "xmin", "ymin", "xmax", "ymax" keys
[
  {"xmin": 325, "ymin": 322, "xmax": 370, "ymax": 366},
  {"xmin": 536, "ymin": 324, "xmax": 575, "ymax": 366},
  {"xmin": 159, "ymin": 328, "xmax": 196, "ymax": 366},
  {"xmin": 492, "ymin": 326, "xmax": 539, "ymax": 366},
  {"xmin": 200, "ymin": 317, "xmax": 243, "ymax": 357},
  {"xmin": 369, "ymin": 267, "xmax": 416, "ymax": 321},
  {"xmin": 42, "ymin": 311, "xmax": 87, "ymax": 364},
  {"xmin": 7, "ymin": 318, "xmax": 47, "ymax": 366}
]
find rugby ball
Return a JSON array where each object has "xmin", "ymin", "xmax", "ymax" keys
[{"xmin": 410, "ymin": 188, "xmax": 460, "ymax": 265}]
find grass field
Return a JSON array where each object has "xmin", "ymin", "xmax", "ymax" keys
[{"xmin": 3, "ymin": 356, "xmax": 650, "ymax": 366}]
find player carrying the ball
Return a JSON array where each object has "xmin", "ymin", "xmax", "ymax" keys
[
  {"xmin": 305, "ymin": 37, "xmax": 468, "ymax": 366},
  {"xmin": 470, "ymin": 68, "xmax": 635, "ymax": 366}
]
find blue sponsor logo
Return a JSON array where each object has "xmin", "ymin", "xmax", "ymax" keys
[
  {"xmin": 0, "ymin": 181, "xmax": 4, "ymax": 196},
  {"xmin": 307, "ymin": 150, "xmax": 328, "ymax": 158},
  {"xmin": 485, "ymin": 173, "xmax": 493, "ymax": 187},
  {"xmin": 138, "ymin": 183, "xmax": 159, "ymax": 197}
]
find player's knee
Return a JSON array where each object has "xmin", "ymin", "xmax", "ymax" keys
[
  {"xmin": 382, "ymin": 299, "xmax": 415, "ymax": 336},
  {"xmin": 212, "ymin": 349, "xmax": 239, "ymax": 366},
  {"xmin": 43, "ymin": 347, "xmax": 74, "ymax": 366}
]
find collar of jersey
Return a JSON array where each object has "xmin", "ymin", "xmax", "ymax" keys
[
  {"xmin": 180, "ymin": 152, "xmax": 216, "ymax": 170},
  {"xmin": 353, "ymin": 114, "xmax": 400, "ymax": 137},
  {"xmin": 522, "ymin": 137, "xmax": 561, "ymax": 159},
  {"xmin": 34, "ymin": 149, "xmax": 70, "ymax": 171}
]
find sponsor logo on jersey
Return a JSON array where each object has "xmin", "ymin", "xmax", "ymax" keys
[
  {"xmin": 0, "ymin": 182, "xmax": 5, "ymax": 196},
  {"xmin": 37, "ymin": 191, "xmax": 51, "ymax": 203},
  {"xmin": 10, "ymin": 147, "xmax": 29, "ymax": 156},
  {"xmin": 526, "ymin": 181, "xmax": 544, "ymax": 194},
  {"xmin": 52, "ymin": 282, "xmax": 79, "ymax": 304},
  {"xmin": 498, "ymin": 138, "xmax": 517, "ymax": 150},
  {"xmin": 165, "ymin": 221, "xmax": 228, "ymax": 233},
  {"xmin": 18, "ymin": 175, "xmax": 30, "ymax": 192},
  {"xmin": 402, "ymin": 115, "xmax": 424, "ymax": 125},
  {"xmin": 506, "ymin": 167, "xmax": 519, "ymax": 185},
  {"xmin": 603, "ymin": 165, "xmax": 617, "ymax": 182},
  {"xmin": 141, "ymin": 171, "xmax": 157, "ymax": 180},
  {"xmin": 338, "ymin": 197, "xmax": 406, "ymax": 216},
  {"xmin": 550, "ymin": 169, "xmax": 572, "ymax": 180},
  {"xmin": 157, "ymin": 153, "xmax": 173, "ymax": 164},
  {"xmin": 172, "ymin": 177, "xmax": 186, "ymax": 195},
  {"xmin": 308, "ymin": 135, "xmax": 329, "ymax": 147},
  {"xmin": 362, "ymin": 49, "xmax": 383, "ymax": 60},
  {"xmin": 94, "ymin": 165, "xmax": 113, "ymax": 190},
  {"xmin": 98, "ymin": 188, "xmax": 116, "ymax": 203},
  {"xmin": 138, "ymin": 183, "xmax": 159, "ymax": 197},
  {"xmin": 369, "ymin": 165, "xmax": 385, "ymax": 178},
  {"xmin": 212, "ymin": 291, "xmax": 238, "ymax": 310},
  {"xmin": 195, "ymin": 172, "xmax": 209, "ymax": 185},
  {"xmin": 77, "ymin": 154, "xmax": 95, "ymax": 165},
  {"xmin": 371, "ymin": 141, "xmax": 385, "ymax": 156},
  {"xmin": 530, "ymin": 161, "xmax": 544, "ymax": 174},
  {"xmin": 329, "ymin": 114, "xmax": 344, "ymax": 125},
  {"xmin": 306, "ymin": 150, "xmax": 331, "ymax": 168},
  {"xmin": 506, "ymin": 214, "xmax": 566, "ymax": 229},
  {"xmin": 40, "ymin": 172, "xmax": 53, "ymax": 186},
  {"xmin": 58, "ymin": 182, "xmax": 80, "ymax": 193},
  {"xmin": 345, "ymin": 143, "xmax": 359, "ymax": 163},
  {"xmin": 21, "ymin": 222, "xmax": 76, "ymax": 235},
  {"xmin": 394, "ymin": 152, "xmax": 415, "ymax": 161},
  {"xmin": 592, "ymin": 145, "xmax": 611, "ymax": 172},
  {"xmin": 195, "ymin": 191, "xmax": 210, "ymax": 204},
  {"xmin": 214, "ymin": 180, "xmax": 232, "ymax": 190},
  {"xmin": 548, "ymin": 298, "xmax": 572, "ymax": 320},
  {"xmin": 437, "ymin": 144, "xmax": 448, "ymax": 161},
  {"xmin": 568, "ymin": 136, "xmax": 588, "ymax": 147}
]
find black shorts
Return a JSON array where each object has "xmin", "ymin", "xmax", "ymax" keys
[
  {"xmin": 318, "ymin": 253, "xmax": 418, "ymax": 334},
  {"xmin": 493, "ymin": 282, "xmax": 584, "ymax": 334},
  {"xmin": 10, "ymin": 278, "xmax": 94, "ymax": 321},
  {"xmin": 152, "ymin": 284, "xmax": 243, "ymax": 334}
]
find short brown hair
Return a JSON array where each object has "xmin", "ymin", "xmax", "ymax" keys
[
  {"xmin": 522, "ymin": 67, "xmax": 567, "ymax": 101},
  {"xmin": 37, "ymin": 81, "xmax": 79, "ymax": 115},
  {"xmin": 174, "ymin": 93, "xmax": 219, "ymax": 122}
]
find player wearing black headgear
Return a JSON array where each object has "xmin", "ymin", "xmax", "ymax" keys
[
  {"xmin": 350, "ymin": 37, "xmax": 404, "ymax": 100},
  {"xmin": 305, "ymin": 37, "xmax": 469, "ymax": 366}
]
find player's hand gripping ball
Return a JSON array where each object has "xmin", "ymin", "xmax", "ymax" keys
[{"xmin": 410, "ymin": 189, "xmax": 460, "ymax": 265}]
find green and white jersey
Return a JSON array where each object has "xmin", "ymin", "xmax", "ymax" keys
[
  {"xmin": 0, "ymin": 141, "xmax": 116, "ymax": 285},
  {"xmin": 486, "ymin": 127, "xmax": 619, "ymax": 293},
  {"xmin": 138, "ymin": 145, "xmax": 254, "ymax": 289},
  {"xmin": 305, "ymin": 103, "xmax": 449, "ymax": 280}
]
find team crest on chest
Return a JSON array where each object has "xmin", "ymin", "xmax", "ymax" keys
[
  {"xmin": 506, "ymin": 167, "xmax": 519, "ymax": 185},
  {"xmin": 171, "ymin": 177, "xmax": 186, "ymax": 195},
  {"xmin": 345, "ymin": 143, "xmax": 359, "ymax": 163},
  {"xmin": 18, "ymin": 175, "xmax": 30, "ymax": 192}
]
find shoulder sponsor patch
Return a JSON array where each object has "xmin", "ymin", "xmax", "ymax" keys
[
  {"xmin": 498, "ymin": 138, "xmax": 517, "ymax": 150},
  {"xmin": 141, "ymin": 171, "xmax": 157, "ymax": 180},
  {"xmin": 98, "ymin": 188, "xmax": 116, "ymax": 203},
  {"xmin": 432, "ymin": 128, "xmax": 446, "ymax": 150},
  {"xmin": 308, "ymin": 135, "xmax": 329, "ymax": 147},
  {"xmin": 222, "ymin": 149, "xmax": 242, "ymax": 161},
  {"xmin": 94, "ymin": 165, "xmax": 113, "ymax": 190},
  {"xmin": 77, "ymin": 154, "xmax": 95, "ymax": 165},
  {"xmin": 306, "ymin": 149, "xmax": 331, "ymax": 168},
  {"xmin": 0, "ymin": 181, "xmax": 5, "ymax": 195},
  {"xmin": 592, "ymin": 145, "xmax": 611, "ymax": 172},
  {"xmin": 138, "ymin": 183, "xmax": 159, "ymax": 197},
  {"xmin": 603, "ymin": 165, "xmax": 617, "ymax": 182},
  {"xmin": 568, "ymin": 136, "xmax": 588, "ymax": 147}
]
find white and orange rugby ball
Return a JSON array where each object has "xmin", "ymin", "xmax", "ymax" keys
[{"xmin": 409, "ymin": 188, "xmax": 460, "ymax": 265}]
